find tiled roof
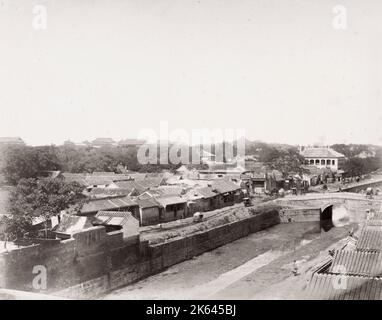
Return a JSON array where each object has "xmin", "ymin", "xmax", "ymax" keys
[
  {"xmin": 136, "ymin": 197, "xmax": 161, "ymax": 209},
  {"xmin": 88, "ymin": 188, "xmax": 131, "ymax": 198},
  {"xmin": 306, "ymin": 273, "xmax": 382, "ymax": 300},
  {"xmin": 63, "ymin": 173, "xmax": 132, "ymax": 187},
  {"xmin": 211, "ymin": 180, "xmax": 241, "ymax": 193},
  {"xmin": 54, "ymin": 214, "xmax": 93, "ymax": 235},
  {"xmin": 155, "ymin": 196, "xmax": 187, "ymax": 207},
  {"xmin": 356, "ymin": 226, "xmax": 382, "ymax": 251},
  {"xmin": 94, "ymin": 210, "xmax": 138, "ymax": 226},
  {"xmin": 329, "ymin": 250, "xmax": 382, "ymax": 277},
  {"xmin": 367, "ymin": 211, "xmax": 382, "ymax": 226},
  {"xmin": 85, "ymin": 176, "xmax": 114, "ymax": 186},
  {"xmin": 79, "ymin": 196, "xmax": 138, "ymax": 214},
  {"xmin": 300, "ymin": 147, "xmax": 345, "ymax": 158},
  {"xmin": 195, "ymin": 187, "xmax": 218, "ymax": 198},
  {"xmin": 115, "ymin": 178, "xmax": 163, "ymax": 192},
  {"xmin": 148, "ymin": 186, "xmax": 186, "ymax": 197}
]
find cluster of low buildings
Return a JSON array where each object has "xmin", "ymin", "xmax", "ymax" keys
[
  {"xmin": 306, "ymin": 208, "xmax": 382, "ymax": 299},
  {"xmin": 63, "ymin": 138, "xmax": 146, "ymax": 148},
  {"xmin": 38, "ymin": 169, "xmax": 246, "ymax": 241},
  {"xmin": 63, "ymin": 171, "xmax": 244, "ymax": 226}
]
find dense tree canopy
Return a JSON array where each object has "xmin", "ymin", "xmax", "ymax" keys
[
  {"xmin": 1, "ymin": 145, "xmax": 60, "ymax": 184},
  {"xmin": 4, "ymin": 178, "xmax": 85, "ymax": 239}
]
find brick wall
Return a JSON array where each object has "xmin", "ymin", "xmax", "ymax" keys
[
  {"xmin": 54, "ymin": 208, "xmax": 280, "ymax": 298},
  {"xmin": 1, "ymin": 208, "xmax": 280, "ymax": 299}
]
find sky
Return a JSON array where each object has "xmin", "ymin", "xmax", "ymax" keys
[{"xmin": 0, "ymin": 0, "xmax": 381, "ymax": 146}]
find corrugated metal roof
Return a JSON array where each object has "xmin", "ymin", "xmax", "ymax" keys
[
  {"xmin": 357, "ymin": 226, "xmax": 382, "ymax": 251},
  {"xmin": 306, "ymin": 273, "xmax": 382, "ymax": 300},
  {"xmin": 329, "ymin": 250, "xmax": 382, "ymax": 277}
]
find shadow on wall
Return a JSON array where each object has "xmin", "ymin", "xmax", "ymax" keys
[
  {"xmin": 321, "ymin": 204, "xmax": 350, "ymax": 231},
  {"xmin": 320, "ymin": 205, "xmax": 334, "ymax": 232}
]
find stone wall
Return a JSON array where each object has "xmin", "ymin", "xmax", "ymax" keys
[
  {"xmin": 274, "ymin": 195, "xmax": 381, "ymax": 223},
  {"xmin": 0, "ymin": 208, "xmax": 280, "ymax": 299},
  {"xmin": 279, "ymin": 207, "xmax": 321, "ymax": 223},
  {"xmin": 342, "ymin": 180, "xmax": 382, "ymax": 193},
  {"xmin": 53, "ymin": 208, "xmax": 280, "ymax": 299},
  {"xmin": 0, "ymin": 226, "xmax": 139, "ymax": 294}
]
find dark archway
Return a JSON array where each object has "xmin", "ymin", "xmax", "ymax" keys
[{"xmin": 320, "ymin": 204, "xmax": 334, "ymax": 231}]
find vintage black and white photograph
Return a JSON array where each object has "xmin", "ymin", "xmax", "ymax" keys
[{"xmin": 0, "ymin": 0, "xmax": 382, "ymax": 303}]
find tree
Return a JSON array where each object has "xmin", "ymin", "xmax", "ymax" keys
[
  {"xmin": 342, "ymin": 157, "xmax": 381, "ymax": 177},
  {"xmin": 263, "ymin": 147, "xmax": 307, "ymax": 177},
  {"xmin": 1, "ymin": 145, "xmax": 61, "ymax": 184},
  {"xmin": 5, "ymin": 178, "xmax": 85, "ymax": 239}
]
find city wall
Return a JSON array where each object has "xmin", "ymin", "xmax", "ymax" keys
[
  {"xmin": 0, "ymin": 208, "xmax": 280, "ymax": 299},
  {"xmin": 341, "ymin": 180, "xmax": 382, "ymax": 193},
  {"xmin": 274, "ymin": 194, "xmax": 382, "ymax": 223}
]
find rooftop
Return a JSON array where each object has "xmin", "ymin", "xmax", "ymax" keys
[
  {"xmin": 155, "ymin": 196, "xmax": 187, "ymax": 207},
  {"xmin": 300, "ymin": 147, "xmax": 345, "ymax": 159},
  {"xmin": 136, "ymin": 197, "xmax": 161, "ymax": 209},
  {"xmin": 357, "ymin": 226, "xmax": 382, "ymax": 251},
  {"xmin": 0, "ymin": 137, "xmax": 25, "ymax": 145},
  {"xmin": 118, "ymin": 139, "xmax": 146, "ymax": 146},
  {"xmin": 54, "ymin": 214, "xmax": 93, "ymax": 235},
  {"xmin": 306, "ymin": 273, "xmax": 382, "ymax": 300},
  {"xmin": 94, "ymin": 210, "xmax": 138, "ymax": 226},
  {"xmin": 77, "ymin": 196, "xmax": 138, "ymax": 214},
  {"xmin": 211, "ymin": 180, "xmax": 241, "ymax": 194},
  {"xmin": 329, "ymin": 250, "xmax": 382, "ymax": 277}
]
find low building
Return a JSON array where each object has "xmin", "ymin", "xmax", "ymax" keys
[
  {"xmin": 211, "ymin": 180, "xmax": 243, "ymax": 207},
  {"xmin": 118, "ymin": 138, "xmax": 146, "ymax": 147},
  {"xmin": 0, "ymin": 137, "xmax": 25, "ymax": 146},
  {"xmin": 91, "ymin": 138, "xmax": 116, "ymax": 147},
  {"xmin": 136, "ymin": 197, "xmax": 162, "ymax": 226},
  {"xmin": 185, "ymin": 186, "xmax": 219, "ymax": 213},
  {"xmin": 155, "ymin": 196, "xmax": 188, "ymax": 222},
  {"xmin": 93, "ymin": 211, "xmax": 139, "ymax": 239},
  {"xmin": 301, "ymin": 165, "xmax": 333, "ymax": 186},
  {"xmin": 53, "ymin": 214, "xmax": 94, "ymax": 240},
  {"xmin": 113, "ymin": 177, "xmax": 165, "ymax": 194},
  {"xmin": 75, "ymin": 196, "xmax": 140, "ymax": 219}
]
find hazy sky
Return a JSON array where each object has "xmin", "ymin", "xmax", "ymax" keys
[{"xmin": 0, "ymin": 0, "xmax": 381, "ymax": 146}]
